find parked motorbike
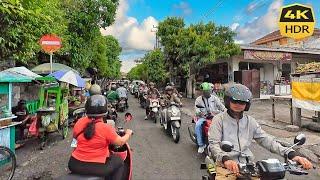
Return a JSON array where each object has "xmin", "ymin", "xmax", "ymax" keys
[
  {"xmin": 201, "ymin": 134, "xmax": 313, "ymax": 180},
  {"xmin": 58, "ymin": 113, "xmax": 133, "ymax": 180},
  {"xmin": 146, "ymin": 95, "xmax": 160, "ymax": 123},
  {"xmin": 118, "ymin": 97, "xmax": 127, "ymax": 112},
  {"xmin": 188, "ymin": 105, "xmax": 214, "ymax": 153},
  {"xmin": 160, "ymin": 101, "xmax": 181, "ymax": 143}
]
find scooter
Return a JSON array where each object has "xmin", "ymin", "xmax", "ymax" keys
[
  {"xmin": 58, "ymin": 113, "xmax": 133, "ymax": 180},
  {"xmin": 187, "ymin": 105, "xmax": 214, "ymax": 154},
  {"xmin": 118, "ymin": 97, "xmax": 127, "ymax": 112},
  {"xmin": 160, "ymin": 101, "xmax": 181, "ymax": 143},
  {"xmin": 146, "ymin": 95, "xmax": 160, "ymax": 123},
  {"xmin": 139, "ymin": 92, "xmax": 148, "ymax": 109},
  {"xmin": 105, "ymin": 102, "xmax": 118, "ymax": 122},
  {"xmin": 201, "ymin": 134, "xmax": 313, "ymax": 180}
]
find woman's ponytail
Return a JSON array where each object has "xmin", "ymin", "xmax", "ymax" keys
[{"xmin": 84, "ymin": 119, "xmax": 96, "ymax": 140}]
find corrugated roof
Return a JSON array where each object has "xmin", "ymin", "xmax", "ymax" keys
[
  {"xmin": 251, "ymin": 29, "xmax": 320, "ymax": 45},
  {"xmin": 241, "ymin": 44, "xmax": 320, "ymax": 55}
]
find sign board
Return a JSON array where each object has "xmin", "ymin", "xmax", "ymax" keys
[
  {"xmin": 279, "ymin": 3, "xmax": 316, "ymax": 40},
  {"xmin": 244, "ymin": 50, "xmax": 292, "ymax": 61},
  {"xmin": 39, "ymin": 34, "xmax": 62, "ymax": 53}
]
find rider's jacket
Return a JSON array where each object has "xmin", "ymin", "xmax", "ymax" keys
[
  {"xmin": 107, "ymin": 91, "xmax": 119, "ymax": 102},
  {"xmin": 194, "ymin": 95, "xmax": 225, "ymax": 117},
  {"xmin": 162, "ymin": 93, "xmax": 181, "ymax": 106},
  {"xmin": 208, "ymin": 111, "xmax": 295, "ymax": 165},
  {"xmin": 116, "ymin": 87, "xmax": 128, "ymax": 98},
  {"xmin": 147, "ymin": 88, "xmax": 161, "ymax": 98}
]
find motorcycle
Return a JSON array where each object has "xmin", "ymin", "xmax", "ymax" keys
[
  {"xmin": 188, "ymin": 105, "xmax": 214, "ymax": 153},
  {"xmin": 139, "ymin": 92, "xmax": 148, "ymax": 109},
  {"xmin": 118, "ymin": 97, "xmax": 127, "ymax": 112},
  {"xmin": 201, "ymin": 134, "xmax": 313, "ymax": 180},
  {"xmin": 58, "ymin": 113, "xmax": 133, "ymax": 180},
  {"xmin": 160, "ymin": 101, "xmax": 181, "ymax": 143},
  {"xmin": 133, "ymin": 86, "xmax": 139, "ymax": 98},
  {"xmin": 105, "ymin": 101, "xmax": 118, "ymax": 122},
  {"xmin": 146, "ymin": 95, "xmax": 160, "ymax": 123}
]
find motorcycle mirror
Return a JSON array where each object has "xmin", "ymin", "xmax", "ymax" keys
[
  {"xmin": 196, "ymin": 104, "xmax": 205, "ymax": 108},
  {"xmin": 125, "ymin": 113, "xmax": 133, "ymax": 122},
  {"xmin": 294, "ymin": 134, "xmax": 306, "ymax": 146},
  {"xmin": 221, "ymin": 141, "xmax": 234, "ymax": 152}
]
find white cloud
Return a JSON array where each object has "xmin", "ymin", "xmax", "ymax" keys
[
  {"xmin": 234, "ymin": 0, "xmax": 283, "ymax": 43},
  {"xmin": 121, "ymin": 60, "xmax": 137, "ymax": 73},
  {"xmin": 101, "ymin": 0, "xmax": 158, "ymax": 51},
  {"xmin": 173, "ymin": 1, "xmax": 192, "ymax": 16},
  {"xmin": 230, "ymin": 23, "xmax": 239, "ymax": 31}
]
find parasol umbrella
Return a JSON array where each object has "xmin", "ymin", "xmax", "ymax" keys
[
  {"xmin": 31, "ymin": 63, "xmax": 79, "ymax": 75},
  {"xmin": 49, "ymin": 70, "xmax": 85, "ymax": 88}
]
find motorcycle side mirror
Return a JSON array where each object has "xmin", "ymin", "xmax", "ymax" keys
[
  {"xmin": 196, "ymin": 104, "xmax": 205, "ymax": 108},
  {"xmin": 294, "ymin": 134, "xmax": 306, "ymax": 146},
  {"xmin": 125, "ymin": 113, "xmax": 133, "ymax": 122},
  {"xmin": 221, "ymin": 141, "xmax": 234, "ymax": 152}
]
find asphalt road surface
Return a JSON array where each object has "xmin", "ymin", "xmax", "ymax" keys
[{"xmin": 12, "ymin": 94, "xmax": 319, "ymax": 180}]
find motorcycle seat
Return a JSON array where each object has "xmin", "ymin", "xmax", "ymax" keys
[{"xmin": 56, "ymin": 174, "xmax": 104, "ymax": 180}]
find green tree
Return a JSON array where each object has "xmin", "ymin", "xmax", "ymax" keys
[
  {"xmin": 127, "ymin": 63, "xmax": 147, "ymax": 81},
  {"xmin": 143, "ymin": 49, "xmax": 168, "ymax": 83},
  {"xmin": 0, "ymin": 0, "xmax": 68, "ymax": 65}
]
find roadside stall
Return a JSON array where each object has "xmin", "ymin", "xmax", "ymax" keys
[
  {"xmin": 0, "ymin": 68, "xmax": 40, "ymax": 153},
  {"xmin": 35, "ymin": 76, "xmax": 69, "ymax": 149}
]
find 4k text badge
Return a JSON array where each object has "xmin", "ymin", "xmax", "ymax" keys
[{"xmin": 279, "ymin": 3, "xmax": 315, "ymax": 40}]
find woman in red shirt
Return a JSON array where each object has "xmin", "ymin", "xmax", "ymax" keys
[{"xmin": 68, "ymin": 95, "xmax": 133, "ymax": 179}]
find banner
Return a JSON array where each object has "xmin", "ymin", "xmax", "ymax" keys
[{"xmin": 292, "ymin": 81, "xmax": 320, "ymax": 111}]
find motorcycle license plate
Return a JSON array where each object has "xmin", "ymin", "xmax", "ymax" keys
[
  {"xmin": 152, "ymin": 107, "xmax": 158, "ymax": 112},
  {"xmin": 171, "ymin": 117, "xmax": 180, "ymax": 120},
  {"xmin": 70, "ymin": 138, "xmax": 77, "ymax": 147}
]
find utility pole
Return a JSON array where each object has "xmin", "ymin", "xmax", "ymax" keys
[{"xmin": 151, "ymin": 25, "xmax": 159, "ymax": 49}]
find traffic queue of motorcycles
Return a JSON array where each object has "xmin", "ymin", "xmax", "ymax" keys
[
  {"xmin": 59, "ymin": 80, "xmax": 314, "ymax": 180},
  {"xmin": 130, "ymin": 81, "xmax": 182, "ymax": 143}
]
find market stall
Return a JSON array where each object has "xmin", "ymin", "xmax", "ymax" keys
[{"xmin": 0, "ymin": 67, "xmax": 41, "ymax": 152}]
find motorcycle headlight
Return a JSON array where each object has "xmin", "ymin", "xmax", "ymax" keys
[
  {"xmin": 152, "ymin": 102, "xmax": 158, "ymax": 106},
  {"xmin": 171, "ymin": 107, "xmax": 181, "ymax": 117}
]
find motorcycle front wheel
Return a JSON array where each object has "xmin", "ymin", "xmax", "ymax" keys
[{"xmin": 172, "ymin": 126, "xmax": 180, "ymax": 143}]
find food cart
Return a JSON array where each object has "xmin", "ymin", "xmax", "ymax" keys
[
  {"xmin": 0, "ymin": 69, "xmax": 37, "ymax": 153},
  {"xmin": 36, "ymin": 77, "xmax": 69, "ymax": 149}
]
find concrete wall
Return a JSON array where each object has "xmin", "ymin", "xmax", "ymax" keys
[{"xmin": 264, "ymin": 63, "xmax": 275, "ymax": 84}]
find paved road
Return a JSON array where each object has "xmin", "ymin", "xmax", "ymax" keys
[{"xmin": 12, "ymin": 95, "xmax": 319, "ymax": 179}]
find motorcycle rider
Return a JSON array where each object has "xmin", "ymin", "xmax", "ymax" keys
[
  {"xmin": 167, "ymin": 82, "xmax": 182, "ymax": 98},
  {"xmin": 68, "ymin": 94, "xmax": 133, "ymax": 179},
  {"xmin": 208, "ymin": 83, "xmax": 313, "ymax": 178},
  {"xmin": 107, "ymin": 84, "xmax": 120, "ymax": 103},
  {"xmin": 145, "ymin": 82, "xmax": 161, "ymax": 120},
  {"xmin": 138, "ymin": 83, "xmax": 148, "ymax": 104},
  {"xmin": 195, "ymin": 82, "xmax": 225, "ymax": 153},
  {"xmin": 160, "ymin": 86, "xmax": 182, "ymax": 125},
  {"xmin": 89, "ymin": 84, "xmax": 101, "ymax": 95},
  {"xmin": 116, "ymin": 82, "xmax": 129, "ymax": 108}
]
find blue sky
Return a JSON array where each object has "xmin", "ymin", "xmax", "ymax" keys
[{"xmin": 100, "ymin": 0, "xmax": 320, "ymax": 72}]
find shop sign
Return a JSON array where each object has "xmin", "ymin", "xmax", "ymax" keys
[{"xmin": 244, "ymin": 50, "xmax": 292, "ymax": 61}]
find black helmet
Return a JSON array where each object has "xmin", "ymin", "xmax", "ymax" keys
[
  {"xmin": 111, "ymin": 84, "xmax": 117, "ymax": 91},
  {"xmin": 89, "ymin": 84, "xmax": 101, "ymax": 95},
  {"xmin": 224, "ymin": 83, "xmax": 252, "ymax": 111},
  {"xmin": 165, "ymin": 86, "xmax": 173, "ymax": 91},
  {"xmin": 85, "ymin": 95, "xmax": 108, "ymax": 117}
]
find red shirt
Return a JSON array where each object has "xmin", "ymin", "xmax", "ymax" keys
[{"xmin": 72, "ymin": 117, "xmax": 118, "ymax": 163}]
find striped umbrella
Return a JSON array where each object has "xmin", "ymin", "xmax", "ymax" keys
[{"xmin": 49, "ymin": 70, "xmax": 85, "ymax": 88}]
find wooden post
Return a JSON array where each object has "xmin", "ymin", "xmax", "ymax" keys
[
  {"xmin": 290, "ymin": 99, "xmax": 293, "ymax": 125},
  {"xmin": 293, "ymin": 107, "xmax": 302, "ymax": 127},
  {"xmin": 272, "ymin": 98, "xmax": 275, "ymax": 122}
]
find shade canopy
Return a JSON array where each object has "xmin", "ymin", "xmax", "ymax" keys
[
  {"xmin": 31, "ymin": 63, "xmax": 79, "ymax": 75},
  {"xmin": 49, "ymin": 70, "xmax": 85, "ymax": 87},
  {"xmin": 0, "ymin": 66, "xmax": 42, "ymax": 83}
]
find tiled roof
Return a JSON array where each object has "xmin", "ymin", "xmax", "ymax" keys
[{"xmin": 251, "ymin": 29, "xmax": 320, "ymax": 45}]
